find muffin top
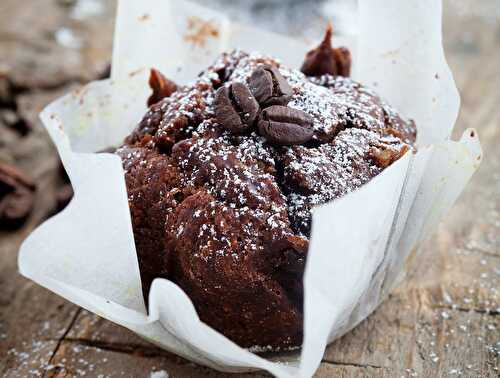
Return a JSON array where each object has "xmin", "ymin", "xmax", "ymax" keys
[
  {"xmin": 117, "ymin": 45, "xmax": 416, "ymax": 349},
  {"xmin": 122, "ymin": 49, "xmax": 415, "ymax": 238}
]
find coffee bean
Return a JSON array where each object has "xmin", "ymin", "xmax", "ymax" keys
[
  {"xmin": 249, "ymin": 65, "xmax": 293, "ymax": 106},
  {"xmin": 147, "ymin": 68, "xmax": 177, "ymax": 107},
  {"xmin": 0, "ymin": 163, "xmax": 36, "ymax": 229},
  {"xmin": 301, "ymin": 24, "xmax": 351, "ymax": 77},
  {"xmin": 214, "ymin": 82, "xmax": 259, "ymax": 133},
  {"xmin": 258, "ymin": 105, "xmax": 314, "ymax": 145}
]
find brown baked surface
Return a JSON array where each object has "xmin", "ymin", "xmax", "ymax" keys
[{"xmin": 116, "ymin": 50, "xmax": 416, "ymax": 351}]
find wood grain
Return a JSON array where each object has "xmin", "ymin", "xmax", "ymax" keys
[{"xmin": 0, "ymin": 1, "xmax": 498, "ymax": 377}]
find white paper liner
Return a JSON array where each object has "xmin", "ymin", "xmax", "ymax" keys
[{"xmin": 18, "ymin": 0, "xmax": 482, "ymax": 377}]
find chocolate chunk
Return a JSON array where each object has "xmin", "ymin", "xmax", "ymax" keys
[
  {"xmin": 258, "ymin": 105, "xmax": 313, "ymax": 145},
  {"xmin": 214, "ymin": 82, "xmax": 259, "ymax": 133},
  {"xmin": 0, "ymin": 163, "xmax": 36, "ymax": 229},
  {"xmin": 301, "ymin": 24, "xmax": 351, "ymax": 77},
  {"xmin": 147, "ymin": 68, "xmax": 177, "ymax": 107},
  {"xmin": 249, "ymin": 65, "xmax": 293, "ymax": 106},
  {"xmin": 369, "ymin": 144, "xmax": 409, "ymax": 168}
]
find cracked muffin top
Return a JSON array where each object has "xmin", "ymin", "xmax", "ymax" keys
[{"xmin": 116, "ymin": 30, "xmax": 416, "ymax": 351}]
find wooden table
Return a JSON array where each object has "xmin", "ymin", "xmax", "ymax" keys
[{"xmin": 1, "ymin": 1, "xmax": 498, "ymax": 376}]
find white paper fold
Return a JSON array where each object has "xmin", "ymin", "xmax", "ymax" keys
[{"xmin": 18, "ymin": 0, "xmax": 481, "ymax": 377}]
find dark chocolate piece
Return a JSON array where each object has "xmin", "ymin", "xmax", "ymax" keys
[
  {"xmin": 301, "ymin": 24, "xmax": 351, "ymax": 77},
  {"xmin": 147, "ymin": 68, "xmax": 177, "ymax": 107}
]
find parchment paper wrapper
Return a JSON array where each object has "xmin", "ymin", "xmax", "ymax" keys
[{"xmin": 18, "ymin": 0, "xmax": 482, "ymax": 377}]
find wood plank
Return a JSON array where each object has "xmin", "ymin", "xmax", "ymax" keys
[
  {"xmin": 44, "ymin": 340, "xmax": 268, "ymax": 378},
  {"xmin": 0, "ymin": 0, "xmax": 114, "ymax": 89},
  {"xmin": 0, "ymin": 85, "xmax": 82, "ymax": 377}
]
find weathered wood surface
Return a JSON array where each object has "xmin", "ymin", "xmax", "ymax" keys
[{"xmin": 0, "ymin": 1, "xmax": 498, "ymax": 377}]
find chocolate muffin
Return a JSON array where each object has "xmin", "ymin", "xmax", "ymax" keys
[{"xmin": 116, "ymin": 31, "xmax": 416, "ymax": 351}]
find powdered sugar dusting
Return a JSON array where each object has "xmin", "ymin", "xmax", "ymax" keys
[
  {"xmin": 282, "ymin": 128, "xmax": 407, "ymax": 235},
  {"xmin": 122, "ymin": 49, "xmax": 415, "ymax": 244}
]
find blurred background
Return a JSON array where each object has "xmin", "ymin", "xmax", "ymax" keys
[{"xmin": 1, "ymin": 1, "xmax": 499, "ymax": 377}]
